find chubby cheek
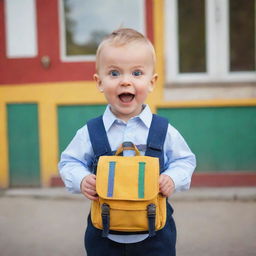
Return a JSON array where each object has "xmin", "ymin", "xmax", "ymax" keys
[
  {"xmin": 136, "ymin": 85, "xmax": 152, "ymax": 99},
  {"xmin": 103, "ymin": 86, "xmax": 118, "ymax": 102}
]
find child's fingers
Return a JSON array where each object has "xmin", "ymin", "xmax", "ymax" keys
[
  {"xmin": 161, "ymin": 185, "xmax": 172, "ymax": 197},
  {"xmin": 84, "ymin": 191, "xmax": 98, "ymax": 200},
  {"xmin": 159, "ymin": 174, "xmax": 170, "ymax": 189},
  {"xmin": 160, "ymin": 183, "xmax": 169, "ymax": 197},
  {"xmin": 82, "ymin": 174, "xmax": 96, "ymax": 189},
  {"xmin": 81, "ymin": 174, "xmax": 98, "ymax": 200},
  {"xmin": 82, "ymin": 186, "xmax": 98, "ymax": 200},
  {"xmin": 86, "ymin": 174, "xmax": 96, "ymax": 186},
  {"xmin": 84, "ymin": 186, "xmax": 96, "ymax": 195},
  {"xmin": 84, "ymin": 183, "xmax": 95, "ymax": 191},
  {"xmin": 159, "ymin": 174, "xmax": 175, "ymax": 197}
]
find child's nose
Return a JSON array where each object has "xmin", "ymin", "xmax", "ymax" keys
[{"xmin": 120, "ymin": 75, "xmax": 132, "ymax": 87}]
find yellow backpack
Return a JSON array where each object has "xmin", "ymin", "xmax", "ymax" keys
[{"xmin": 91, "ymin": 142, "xmax": 167, "ymax": 237}]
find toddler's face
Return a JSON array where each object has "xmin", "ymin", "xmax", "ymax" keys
[{"xmin": 94, "ymin": 42, "xmax": 157, "ymax": 121}]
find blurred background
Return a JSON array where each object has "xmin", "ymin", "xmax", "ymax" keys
[
  {"xmin": 0, "ymin": 0, "xmax": 255, "ymax": 189},
  {"xmin": 0, "ymin": 1, "xmax": 256, "ymax": 255}
]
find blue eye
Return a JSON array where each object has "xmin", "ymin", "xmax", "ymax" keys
[
  {"xmin": 109, "ymin": 70, "xmax": 120, "ymax": 77},
  {"xmin": 132, "ymin": 70, "xmax": 143, "ymax": 76}
]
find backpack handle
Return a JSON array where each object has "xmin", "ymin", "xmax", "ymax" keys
[{"xmin": 115, "ymin": 142, "xmax": 141, "ymax": 156}]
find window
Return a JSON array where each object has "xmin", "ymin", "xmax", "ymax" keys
[
  {"xmin": 165, "ymin": 0, "xmax": 256, "ymax": 83},
  {"xmin": 178, "ymin": 0, "xmax": 206, "ymax": 74},
  {"xmin": 229, "ymin": 0, "xmax": 255, "ymax": 72},
  {"xmin": 59, "ymin": 0, "xmax": 145, "ymax": 61},
  {"xmin": 5, "ymin": 0, "xmax": 37, "ymax": 58}
]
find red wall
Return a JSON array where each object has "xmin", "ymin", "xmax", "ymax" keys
[{"xmin": 0, "ymin": 0, "xmax": 154, "ymax": 85}]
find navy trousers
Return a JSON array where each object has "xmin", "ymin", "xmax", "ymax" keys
[{"xmin": 84, "ymin": 203, "xmax": 176, "ymax": 256}]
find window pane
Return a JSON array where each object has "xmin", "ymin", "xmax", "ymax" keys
[
  {"xmin": 229, "ymin": 0, "xmax": 255, "ymax": 71},
  {"xmin": 178, "ymin": 0, "xmax": 206, "ymax": 73},
  {"xmin": 63, "ymin": 0, "xmax": 144, "ymax": 57}
]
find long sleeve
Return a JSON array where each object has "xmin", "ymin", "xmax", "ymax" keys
[
  {"xmin": 162, "ymin": 125, "xmax": 196, "ymax": 192},
  {"xmin": 58, "ymin": 125, "xmax": 93, "ymax": 193}
]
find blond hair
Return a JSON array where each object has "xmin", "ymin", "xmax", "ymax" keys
[{"xmin": 95, "ymin": 28, "xmax": 156, "ymax": 71}]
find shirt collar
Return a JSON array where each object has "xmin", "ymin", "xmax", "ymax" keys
[
  {"xmin": 102, "ymin": 104, "xmax": 153, "ymax": 131},
  {"xmin": 102, "ymin": 105, "xmax": 117, "ymax": 131},
  {"xmin": 137, "ymin": 104, "xmax": 153, "ymax": 128}
]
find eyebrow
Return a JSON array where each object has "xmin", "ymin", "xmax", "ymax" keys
[
  {"xmin": 107, "ymin": 65, "xmax": 120, "ymax": 69},
  {"xmin": 107, "ymin": 65, "xmax": 145, "ymax": 69},
  {"xmin": 132, "ymin": 65, "xmax": 145, "ymax": 69}
]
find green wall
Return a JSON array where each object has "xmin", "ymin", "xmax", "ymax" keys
[
  {"xmin": 6, "ymin": 103, "xmax": 255, "ymax": 188},
  {"xmin": 7, "ymin": 104, "xmax": 40, "ymax": 187},
  {"xmin": 57, "ymin": 104, "xmax": 256, "ymax": 172},
  {"xmin": 158, "ymin": 106, "xmax": 256, "ymax": 172},
  {"xmin": 58, "ymin": 105, "xmax": 106, "ymax": 154}
]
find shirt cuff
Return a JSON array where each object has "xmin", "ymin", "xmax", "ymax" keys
[
  {"xmin": 162, "ymin": 169, "xmax": 191, "ymax": 192},
  {"xmin": 72, "ymin": 170, "xmax": 91, "ymax": 193},
  {"xmin": 61, "ymin": 168, "xmax": 91, "ymax": 194}
]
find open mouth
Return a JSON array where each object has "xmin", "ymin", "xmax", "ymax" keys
[{"xmin": 118, "ymin": 93, "xmax": 135, "ymax": 103}]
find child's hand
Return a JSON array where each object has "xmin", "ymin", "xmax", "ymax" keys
[
  {"xmin": 80, "ymin": 174, "xmax": 98, "ymax": 200},
  {"xmin": 159, "ymin": 174, "xmax": 175, "ymax": 197}
]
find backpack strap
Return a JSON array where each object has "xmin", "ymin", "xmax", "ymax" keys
[
  {"xmin": 145, "ymin": 114, "xmax": 169, "ymax": 173},
  {"xmin": 145, "ymin": 114, "xmax": 168, "ymax": 237},
  {"xmin": 87, "ymin": 114, "xmax": 168, "ymax": 173},
  {"xmin": 87, "ymin": 116, "xmax": 112, "ymax": 173}
]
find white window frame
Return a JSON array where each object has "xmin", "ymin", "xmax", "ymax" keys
[
  {"xmin": 165, "ymin": 0, "xmax": 256, "ymax": 83},
  {"xmin": 4, "ymin": 0, "xmax": 38, "ymax": 58},
  {"xmin": 58, "ymin": 0, "xmax": 146, "ymax": 62}
]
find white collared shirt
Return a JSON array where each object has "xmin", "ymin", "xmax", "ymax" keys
[{"xmin": 59, "ymin": 104, "xmax": 196, "ymax": 243}]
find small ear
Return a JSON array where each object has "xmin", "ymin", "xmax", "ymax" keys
[
  {"xmin": 94, "ymin": 74, "xmax": 103, "ymax": 92},
  {"xmin": 149, "ymin": 73, "xmax": 158, "ymax": 92}
]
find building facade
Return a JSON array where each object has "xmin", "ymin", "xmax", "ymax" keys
[{"xmin": 0, "ymin": 0, "xmax": 256, "ymax": 188}]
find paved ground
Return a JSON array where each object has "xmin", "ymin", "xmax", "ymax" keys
[{"xmin": 0, "ymin": 188, "xmax": 256, "ymax": 256}]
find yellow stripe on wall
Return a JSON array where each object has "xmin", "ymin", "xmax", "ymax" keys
[
  {"xmin": 38, "ymin": 102, "xmax": 58, "ymax": 186},
  {"xmin": 0, "ymin": 82, "xmax": 104, "ymax": 104},
  {"xmin": 0, "ymin": 102, "xmax": 9, "ymax": 188},
  {"xmin": 153, "ymin": 0, "xmax": 164, "ymax": 102}
]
